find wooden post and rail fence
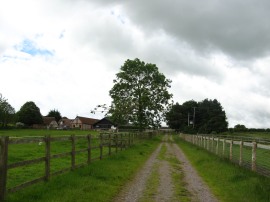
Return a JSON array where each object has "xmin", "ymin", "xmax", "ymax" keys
[
  {"xmin": 180, "ymin": 134, "xmax": 270, "ymax": 177},
  {"xmin": 0, "ymin": 132, "xmax": 154, "ymax": 201}
]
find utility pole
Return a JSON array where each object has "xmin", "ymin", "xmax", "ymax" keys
[
  {"xmin": 193, "ymin": 107, "xmax": 196, "ymax": 128},
  {"xmin": 188, "ymin": 112, "xmax": 190, "ymax": 126}
]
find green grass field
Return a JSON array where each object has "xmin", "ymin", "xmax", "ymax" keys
[
  {"xmin": 7, "ymin": 136, "xmax": 103, "ymax": 190},
  {"xmin": 222, "ymin": 131, "xmax": 270, "ymax": 139},
  {"xmin": 4, "ymin": 130, "xmax": 270, "ymax": 202},
  {"xmin": 200, "ymin": 137, "xmax": 270, "ymax": 173},
  {"xmin": 6, "ymin": 136, "xmax": 161, "ymax": 202},
  {"xmin": 2, "ymin": 129, "xmax": 126, "ymax": 191}
]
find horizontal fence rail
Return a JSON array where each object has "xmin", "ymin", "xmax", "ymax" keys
[
  {"xmin": 0, "ymin": 132, "xmax": 156, "ymax": 201},
  {"xmin": 179, "ymin": 134, "xmax": 270, "ymax": 177}
]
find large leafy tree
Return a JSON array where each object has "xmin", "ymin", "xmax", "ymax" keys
[
  {"xmin": 166, "ymin": 99, "xmax": 228, "ymax": 133},
  {"xmin": 109, "ymin": 58, "xmax": 172, "ymax": 130},
  {"xmin": 0, "ymin": 94, "xmax": 15, "ymax": 127},
  {"xmin": 47, "ymin": 109, "xmax": 62, "ymax": 122},
  {"xmin": 17, "ymin": 101, "xmax": 43, "ymax": 126}
]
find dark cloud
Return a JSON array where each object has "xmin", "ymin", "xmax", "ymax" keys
[{"xmin": 92, "ymin": 0, "xmax": 270, "ymax": 61}]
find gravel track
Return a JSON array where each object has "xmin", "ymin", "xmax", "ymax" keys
[
  {"xmin": 155, "ymin": 158, "xmax": 173, "ymax": 201},
  {"xmin": 170, "ymin": 143, "xmax": 218, "ymax": 202},
  {"xmin": 113, "ymin": 135, "xmax": 218, "ymax": 202},
  {"xmin": 113, "ymin": 144, "xmax": 162, "ymax": 202}
]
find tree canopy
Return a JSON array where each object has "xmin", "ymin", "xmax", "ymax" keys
[
  {"xmin": 47, "ymin": 109, "xmax": 62, "ymax": 122},
  {"xmin": 0, "ymin": 94, "xmax": 15, "ymax": 128},
  {"xmin": 109, "ymin": 58, "xmax": 172, "ymax": 130},
  {"xmin": 17, "ymin": 101, "xmax": 43, "ymax": 126},
  {"xmin": 166, "ymin": 99, "xmax": 228, "ymax": 134},
  {"xmin": 233, "ymin": 124, "xmax": 247, "ymax": 132}
]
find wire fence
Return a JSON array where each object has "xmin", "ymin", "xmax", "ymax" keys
[{"xmin": 179, "ymin": 134, "xmax": 270, "ymax": 177}]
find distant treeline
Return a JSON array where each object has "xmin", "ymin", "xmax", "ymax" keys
[{"xmin": 228, "ymin": 128, "xmax": 270, "ymax": 133}]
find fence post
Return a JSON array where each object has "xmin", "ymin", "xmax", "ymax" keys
[
  {"xmin": 108, "ymin": 133, "xmax": 111, "ymax": 156},
  {"xmin": 216, "ymin": 138, "xmax": 219, "ymax": 155},
  {"xmin": 211, "ymin": 136, "xmax": 214, "ymax": 152},
  {"xmin": 204, "ymin": 136, "xmax": 206, "ymax": 148},
  {"xmin": 128, "ymin": 133, "xmax": 131, "ymax": 147},
  {"xmin": 100, "ymin": 134, "xmax": 103, "ymax": 159},
  {"xmin": 239, "ymin": 140, "xmax": 243, "ymax": 166},
  {"xmin": 45, "ymin": 135, "xmax": 51, "ymax": 181},
  {"xmin": 0, "ymin": 136, "xmax": 9, "ymax": 201},
  {"xmin": 124, "ymin": 134, "xmax": 127, "ymax": 149},
  {"xmin": 252, "ymin": 141, "xmax": 257, "ymax": 171},
  {"xmin": 115, "ymin": 133, "xmax": 118, "ymax": 153},
  {"xmin": 71, "ymin": 135, "xmax": 75, "ymax": 170},
  {"xmin": 87, "ymin": 134, "xmax": 91, "ymax": 164},
  {"xmin": 223, "ymin": 139, "xmax": 225, "ymax": 156},
  {"xmin": 120, "ymin": 134, "xmax": 123, "ymax": 151},
  {"xmin": 229, "ymin": 140, "xmax": 233, "ymax": 161},
  {"xmin": 207, "ymin": 137, "xmax": 210, "ymax": 150}
]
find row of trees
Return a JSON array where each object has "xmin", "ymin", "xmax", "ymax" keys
[
  {"xmin": 0, "ymin": 94, "xmax": 16, "ymax": 128},
  {"xmin": 229, "ymin": 124, "xmax": 270, "ymax": 133},
  {"xmin": 0, "ymin": 95, "xmax": 62, "ymax": 128},
  {"xmin": 106, "ymin": 58, "xmax": 230, "ymax": 134},
  {"xmin": 165, "ymin": 99, "xmax": 228, "ymax": 134},
  {"xmin": 4, "ymin": 58, "xmax": 262, "ymax": 133}
]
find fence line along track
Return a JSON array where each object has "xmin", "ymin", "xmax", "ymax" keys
[
  {"xmin": 0, "ymin": 132, "xmax": 155, "ymax": 201},
  {"xmin": 179, "ymin": 134, "xmax": 270, "ymax": 177}
]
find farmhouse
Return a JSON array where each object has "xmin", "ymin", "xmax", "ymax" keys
[
  {"xmin": 93, "ymin": 117, "xmax": 116, "ymax": 130},
  {"xmin": 71, "ymin": 116, "xmax": 99, "ymax": 130},
  {"xmin": 42, "ymin": 116, "xmax": 58, "ymax": 129},
  {"xmin": 58, "ymin": 117, "xmax": 72, "ymax": 129}
]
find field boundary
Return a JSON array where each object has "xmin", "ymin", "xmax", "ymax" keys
[
  {"xmin": 0, "ymin": 132, "xmax": 154, "ymax": 201},
  {"xmin": 179, "ymin": 134, "xmax": 270, "ymax": 177}
]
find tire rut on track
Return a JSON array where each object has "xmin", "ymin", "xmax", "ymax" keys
[
  {"xmin": 113, "ymin": 144, "xmax": 162, "ymax": 202},
  {"xmin": 113, "ymin": 135, "xmax": 218, "ymax": 202}
]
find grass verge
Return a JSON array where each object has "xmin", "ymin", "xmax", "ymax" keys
[
  {"xmin": 164, "ymin": 140, "xmax": 191, "ymax": 202},
  {"xmin": 139, "ymin": 163, "xmax": 159, "ymax": 202},
  {"xmin": 7, "ymin": 137, "xmax": 161, "ymax": 202},
  {"xmin": 174, "ymin": 135, "xmax": 270, "ymax": 202},
  {"xmin": 167, "ymin": 155, "xmax": 191, "ymax": 201}
]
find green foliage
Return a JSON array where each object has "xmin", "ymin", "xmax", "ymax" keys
[
  {"xmin": 0, "ymin": 93, "xmax": 16, "ymax": 128},
  {"xmin": 47, "ymin": 109, "xmax": 62, "ymax": 122},
  {"xmin": 109, "ymin": 58, "xmax": 172, "ymax": 130},
  {"xmin": 166, "ymin": 99, "xmax": 228, "ymax": 133},
  {"xmin": 234, "ymin": 124, "xmax": 248, "ymax": 132},
  {"xmin": 17, "ymin": 101, "xmax": 43, "ymax": 126}
]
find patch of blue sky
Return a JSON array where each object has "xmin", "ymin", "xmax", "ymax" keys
[
  {"xmin": 110, "ymin": 9, "xmax": 126, "ymax": 24},
  {"xmin": 59, "ymin": 30, "xmax": 65, "ymax": 39},
  {"xmin": 19, "ymin": 39, "xmax": 54, "ymax": 56}
]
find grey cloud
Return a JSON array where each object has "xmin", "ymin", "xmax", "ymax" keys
[{"xmin": 91, "ymin": 0, "xmax": 270, "ymax": 61}]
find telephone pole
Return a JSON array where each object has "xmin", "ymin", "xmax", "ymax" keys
[
  {"xmin": 193, "ymin": 107, "xmax": 196, "ymax": 128},
  {"xmin": 188, "ymin": 112, "xmax": 190, "ymax": 126}
]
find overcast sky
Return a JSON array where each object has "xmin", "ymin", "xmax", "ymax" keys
[{"xmin": 1, "ymin": 0, "xmax": 270, "ymax": 128}]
